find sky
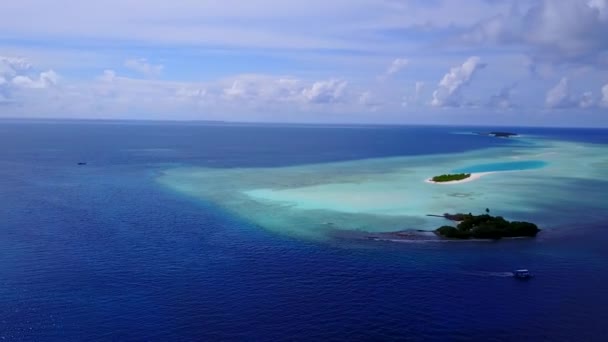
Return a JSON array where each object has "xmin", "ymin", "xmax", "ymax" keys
[{"xmin": 1, "ymin": 0, "xmax": 608, "ymax": 126}]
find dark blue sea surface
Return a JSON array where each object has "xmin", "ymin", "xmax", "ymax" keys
[{"xmin": 1, "ymin": 120, "xmax": 607, "ymax": 341}]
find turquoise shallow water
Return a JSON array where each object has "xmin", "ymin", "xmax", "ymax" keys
[
  {"xmin": 453, "ymin": 160, "xmax": 548, "ymax": 173},
  {"xmin": 159, "ymin": 136, "xmax": 608, "ymax": 240}
]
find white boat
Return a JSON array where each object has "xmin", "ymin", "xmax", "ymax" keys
[{"xmin": 513, "ymin": 269, "xmax": 532, "ymax": 279}]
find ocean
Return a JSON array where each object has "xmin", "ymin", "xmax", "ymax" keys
[{"xmin": 1, "ymin": 120, "xmax": 607, "ymax": 341}]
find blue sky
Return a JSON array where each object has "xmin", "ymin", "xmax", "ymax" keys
[{"xmin": 1, "ymin": 0, "xmax": 608, "ymax": 126}]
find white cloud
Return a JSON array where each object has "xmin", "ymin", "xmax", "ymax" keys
[
  {"xmin": 302, "ymin": 79, "xmax": 347, "ymax": 103},
  {"xmin": 385, "ymin": 58, "xmax": 409, "ymax": 76},
  {"xmin": 546, "ymin": 78, "xmax": 574, "ymax": 108},
  {"xmin": 0, "ymin": 56, "xmax": 59, "ymax": 105},
  {"xmin": 545, "ymin": 77, "xmax": 598, "ymax": 109},
  {"xmin": 0, "ymin": 56, "xmax": 31, "ymax": 77},
  {"xmin": 220, "ymin": 75, "xmax": 303, "ymax": 104},
  {"xmin": 462, "ymin": 0, "xmax": 608, "ymax": 63},
  {"xmin": 0, "ymin": 55, "xmax": 363, "ymax": 119},
  {"xmin": 601, "ymin": 84, "xmax": 608, "ymax": 108},
  {"xmin": 124, "ymin": 58, "xmax": 163, "ymax": 77},
  {"xmin": 431, "ymin": 57, "xmax": 486, "ymax": 107},
  {"xmin": 12, "ymin": 70, "xmax": 59, "ymax": 89},
  {"xmin": 0, "ymin": 0, "xmax": 512, "ymax": 54}
]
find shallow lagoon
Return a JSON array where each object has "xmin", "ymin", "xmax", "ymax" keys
[
  {"xmin": 159, "ymin": 136, "xmax": 608, "ymax": 240},
  {"xmin": 453, "ymin": 160, "xmax": 548, "ymax": 173}
]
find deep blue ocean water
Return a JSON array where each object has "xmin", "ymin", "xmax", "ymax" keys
[{"xmin": 1, "ymin": 120, "xmax": 608, "ymax": 341}]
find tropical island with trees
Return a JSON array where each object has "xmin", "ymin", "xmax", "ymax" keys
[
  {"xmin": 431, "ymin": 173, "xmax": 471, "ymax": 182},
  {"xmin": 474, "ymin": 131, "xmax": 518, "ymax": 138},
  {"xmin": 434, "ymin": 209, "xmax": 540, "ymax": 239}
]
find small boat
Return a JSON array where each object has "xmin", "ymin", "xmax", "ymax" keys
[
  {"xmin": 77, "ymin": 162, "xmax": 87, "ymax": 166},
  {"xmin": 513, "ymin": 269, "xmax": 532, "ymax": 279}
]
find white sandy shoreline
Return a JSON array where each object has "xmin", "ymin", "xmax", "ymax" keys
[{"xmin": 425, "ymin": 172, "xmax": 495, "ymax": 185}]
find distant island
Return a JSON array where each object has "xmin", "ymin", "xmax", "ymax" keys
[
  {"xmin": 474, "ymin": 131, "xmax": 518, "ymax": 138},
  {"xmin": 431, "ymin": 173, "xmax": 471, "ymax": 182},
  {"xmin": 435, "ymin": 212, "xmax": 540, "ymax": 239}
]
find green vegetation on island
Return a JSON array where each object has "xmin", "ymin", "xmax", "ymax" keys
[
  {"xmin": 473, "ymin": 131, "xmax": 518, "ymax": 138},
  {"xmin": 489, "ymin": 131, "xmax": 518, "ymax": 137},
  {"xmin": 435, "ymin": 211, "xmax": 540, "ymax": 239},
  {"xmin": 431, "ymin": 173, "xmax": 471, "ymax": 182}
]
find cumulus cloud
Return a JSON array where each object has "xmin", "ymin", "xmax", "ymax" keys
[
  {"xmin": 462, "ymin": 0, "xmax": 608, "ymax": 63},
  {"xmin": 12, "ymin": 70, "xmax": 59, "ymax": 89},
  {"xmin": 545, "ymin": 77, "xmax": 597, "ymax": 109},
  {"xmin": 385, "ymin": 58, "xmax": 409, "ymax": 76},
  {"xmin": 545, "ymin": 78, "xmax": 574, "ymax": 108},
  {"xmin": 0, "ymin": 56, "xmax": 31, "ymax": 77},
  {"xmin": 302, "ymin": 79, "xmax": 347, "ymax": 103},
  {"xmin": 0, "ymin": 54, "xmax": 363, "ymax": 119},
  {"xmin": 124, "ymin": 58, "xmax": 163, "ymax": 77},
  {"xmin": 431, "ymin": 57, "xmax": 486, "ymax": 107},
  {"xmin": 221, "ymin": 75, "xmax": 303, "ymax": 104},
  {"xmin": 0, "ymin": 56, "xmax": 59, "ymax": 105}
]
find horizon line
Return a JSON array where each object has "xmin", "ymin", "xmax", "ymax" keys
[{"xmin": 1, "ymin": 117, "xmax": 607, "ymax": 129}]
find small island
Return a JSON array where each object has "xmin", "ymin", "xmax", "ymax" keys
[
  {"xmin": 435, "ymin": 212, "xmax": 540, "ymax": 240},
  {"xmin": 474, "ymin": 131, "xmax": 518, "ymax": 138},
  {"xmin": 489, "ymin": 131, "xmax": 518, "ymax": 137},
  {"xmin": 431, "ymin": 173, "xmax": 471, "ymax": 182}
]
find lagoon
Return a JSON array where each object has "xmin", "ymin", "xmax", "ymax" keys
[{"xmin": 453, "ymin": 160, "xmax": 548, "ymax": 173}]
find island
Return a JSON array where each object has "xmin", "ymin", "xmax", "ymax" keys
[
  {"xmin": 431, "ymin": 173, "xmax": 471, "ymax": 182},
  {"xmin": 474, "ymin": 131, "xmax": 518, "ymax": 138},
  {"xmin": 489, "ymin": 131, "xmax": 518, "ymax": 137},
  {"xmin": 435, "ymin": 212, "xmax": 540, "ymax": 239}
]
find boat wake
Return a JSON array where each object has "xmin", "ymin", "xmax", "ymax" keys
[{"xmin": 462, "ymin": 271, "xmax": 515, "ymax": 278}]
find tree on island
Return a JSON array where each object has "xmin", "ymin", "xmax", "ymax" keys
[
  {"xmin": 431, "ymin": 173, "xmax": 471, "ymax": 182},
  {"xmin": 435, "ymin": 212, "xmax": 540, "ymax": 240}
]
